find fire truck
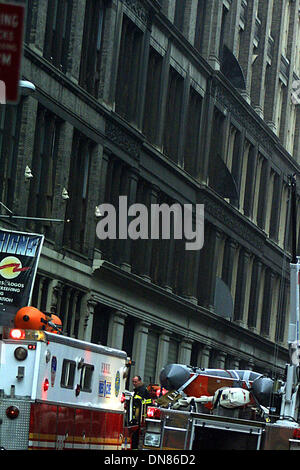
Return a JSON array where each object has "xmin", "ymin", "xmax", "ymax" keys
[
  {"xmin": 139, "ymin": 175, "xmax": 300, "ymax": 451},
  {"xmin": 141, "ymin": 364, "xmax": 300, "ymax": 450},
  {"xmin": 140, "ymin": 244, "xmax": 300, "ymax": 452},
  {"xmin": 0, "ymin": 320, "xmax": 137, "ymax": 450}
]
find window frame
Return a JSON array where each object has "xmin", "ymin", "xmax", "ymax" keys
[
  {"xmin": 79, "ymin": 363, "xmax": 94, "ymax": 393},
  {"xmin": 60, "ymin": 359, "xmax": 76, "ymax": 389}
]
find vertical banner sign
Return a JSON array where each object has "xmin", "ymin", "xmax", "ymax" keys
[
  {"xmin": 0, "ymin": 2, "xmax": 25, "ymax": 104},
  {"xmin": 0, "ymin": 229, "xmax": 44, "ymax": 326}
]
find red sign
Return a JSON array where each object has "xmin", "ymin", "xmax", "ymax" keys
[{"xmin": 0, "ymin": 2, "xmax": 24, "ymax": 104}]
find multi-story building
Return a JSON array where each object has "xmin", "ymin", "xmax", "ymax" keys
[{"xmin": 1, "ymin": 0, "xmax": 300, "ymax": 384}]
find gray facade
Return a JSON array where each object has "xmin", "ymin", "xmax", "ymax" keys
[{"xmin": 1, "ymin": 0, "xmax": 300, "ymax": 385}]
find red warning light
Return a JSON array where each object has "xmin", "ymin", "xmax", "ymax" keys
[
  {"xmin": 43, "ymin": 378, "xmax": 49, "ymax": 392},
  {"xmin": 9, "ymin": 329, "xmax": 25, "ymax": 340},
  {"xmin": 6, "ymin": 406, "xmax": 19, "ymax": 420},
  {"xmin": 147, "ymin": 407, "xmax": 161, "ymax": 419}
]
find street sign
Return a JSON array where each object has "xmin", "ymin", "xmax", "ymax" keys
[{"xmin": 0, "ymin": 2, "xmax": 25, "ymax": 104}]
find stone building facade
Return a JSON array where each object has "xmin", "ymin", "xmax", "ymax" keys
[{"xmin": 1, "ymin": 0, "xmax": 300, "ymax": 385}]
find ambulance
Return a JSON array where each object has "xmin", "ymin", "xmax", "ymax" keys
[{"xmin": 0, "ymin": 323, "xmax": 135, "ymax": 450}]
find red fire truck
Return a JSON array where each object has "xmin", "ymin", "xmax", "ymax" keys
[{"xmin": 0, "ymin": 326, "xmax": 137, "ymax": 450}]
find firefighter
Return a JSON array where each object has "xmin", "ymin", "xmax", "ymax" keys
[{"xmin": 131, "ymin": 375, "xmax": 152, "ymax": 449}]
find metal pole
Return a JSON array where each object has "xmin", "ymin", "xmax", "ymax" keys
[{"xmin": 0, "ymin": 215, "xmax": 66, "ymax": 222}]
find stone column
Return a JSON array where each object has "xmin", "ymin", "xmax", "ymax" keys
[
  {"xmin": 45, "ymin": 279, "xmax": 60, "ymax": 314},
  {"xmin": 68, "ymin": 0, "xmax": 86, "ymax": 82},
  {"xmin": 32, "ymin": 0, "xmax": 48, "ymax": 53},
  {"xmin": 231, "ymin": 357, "xmax": 240, "ymax": 370},
  {"xmin": 107, "ymin": 0, "xmax": 125, "ymax": 106},
  {"xmin": 238, "ymin": 0, "xmax": 258, "ymax": 100},
  {"xmin": 107, "ymin": 310, "xmax": 127, "ymax": 350},
  {"xmin": 131, "ymin": 320, "xmax": 150, "ymax": 380},
  {"xmin": 178, "ymin": 338, "xmax": 193, "ymax": 365},
  {"xmin": 69, "ymin": 290, "xmax": 80, "ymax": 338},
  {"xmin": 201, "ymin": 345, "xmax": 212, "ymax": 369},
  {"xmin": 84, "ymin": 143, "xmax": 103, "ymax": 260},
  {"xmin": 14, "ymin": 95, "xmax": 39, "ymax": 230},
  {"xmin": 94, "ymin": 150, "xmax": 110, "ymax": 258},
  {"xmin": 52, "ymin": 121, "xmax": 74, "ymax": 251},
  {"xmin": 78, "ymin": 296, "xmax": 97, "ymax": 342},
  {"xmin": 215, "ymin": 351, "xmax": 227, "ymax": 369},
  {"xmin": 200, "ymin": 0, "xmax": 224, "ymax": 70},
  {"xmin": 155, "ymin": 331, "xmax": 170, "ymax": 383},
  {"xmin": 251, "ymin": 0, "xmax": 274, "ymax": 117},
  {"xmin": 137, "ymin": 18, "xmax": 151, "ymax": 130},
  {"xmin": 157, "ymin": 40, "xmax": 171, "ymax": 148},
  {"xmin": 263, "ymin": 0, "xmax": 286, "ymax": 130}
]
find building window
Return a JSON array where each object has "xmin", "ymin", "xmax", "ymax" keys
[
  {"xmin": 208, "ymin": 107, "xmax": 226, "ymax": 194},
  {"xmin": 143, "ymin": 47, "xmax": 163, "ymax": 145},
  {"xmin": 219, "ymin": 4, "xmax": 229, "ymax": 57},
  {"xmin": 27, "ymin": 106, "xmax": 61, "ymax": 238},
  {"xmin": 256, "ymin": 156, "xmax": 268, "ymax": 229},
  {"xmin": 44, "ymin": 0, "xmax": 73, "ymax": 72},
  {"xmin": 278, "ymin": 183, "xmax": 289, "ymax": 248},
  {"xmin": 243, "ymin": 143, "xmax": 256, "ymax": 217},
  {"xmin": 239, "ymin": 140, "xmax": 250, "ymax": 212},
  {"xmin": 163, "ymin": 66, "xmax": 184, "ymax": 163},
  {"xmin": 79, "ymin": 0, "xmax": 105, "ymax": 98},
  {"xmin": 91, "ymin": 304, "xmax": 110, "ymax": 346},
  {"xmin": 63, "ymin": 131, "xmax": 93, "ymax": 253},
  {"xmin": 275, "ymin": 280, "xmax": 288, "ymax": 343},
  {"xmin": 115, "ymin": 14, "xmax": 143, "ymax": 123},
  {"xmin": 275, "ymin": 83, "xmax": 284, "ymax": 136},
  {"xmin": 184, "ymin": 87, "xmax": 203, "ymax": 176},
  {"xmin": 260, "ymin": 269, "xmax": 274, "ymax": 337},
  {"xmin": 269, "ymin": 172, "xmax": 281, "ymax": 241},
  {"xmin": 286, "ymin": 103, "xmax": 297, "ymax": 154},
  {"xmin": 0, "ymin": 103, "xmax": 23, "ymax": 213}
]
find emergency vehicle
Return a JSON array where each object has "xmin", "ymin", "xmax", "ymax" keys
[
  {"xmin": 141, "ymin": 364, "xmax": 295, "ymax": 450},
  {"xmin": 139, "ymin": 178, "xmax": 300, "ymax": 451},
  {"xmin": 0, "ymin": 314, "xmax": 137, "ymax": 450}
]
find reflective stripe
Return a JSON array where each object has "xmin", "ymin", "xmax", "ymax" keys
[{"xmin": 143, "ymin": 398, "xmax": 152, "ymax": 404}]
